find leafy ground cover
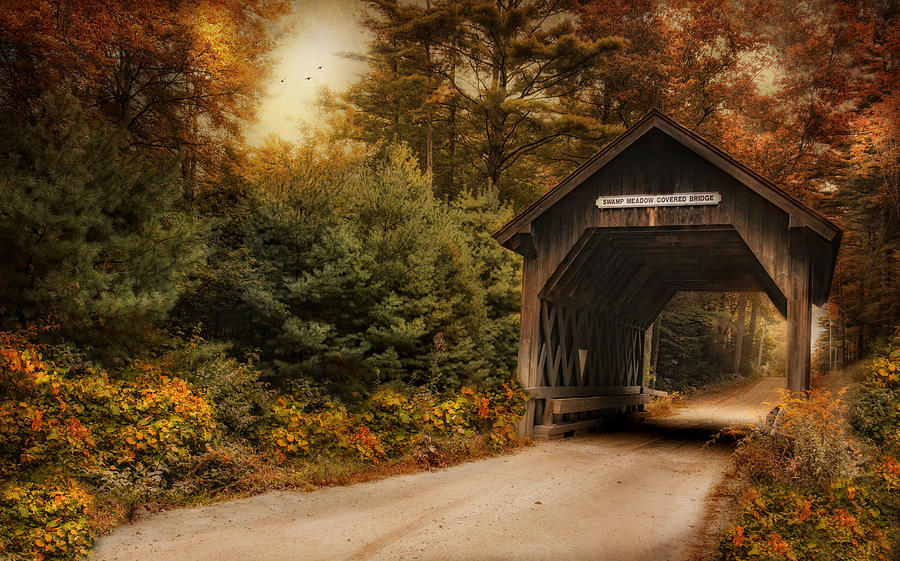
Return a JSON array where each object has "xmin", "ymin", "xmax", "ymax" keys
[{"xmin": 717, "ymin": 340, "xmax": 900, "ymax": 560}]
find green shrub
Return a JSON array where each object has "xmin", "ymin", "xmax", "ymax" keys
[
  {"xmin": 361, "ymin": 390, "xmax": 423, "ymax": 456},
  {"xmin": 850, "ymin": 346, "xmax": 900, "ymax": 451},
  {"xmin": 161, "ymin": 338, "xmax": 272, "ymax": 438}
]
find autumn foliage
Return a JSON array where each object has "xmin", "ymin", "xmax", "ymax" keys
[
  {"xmin": 720, "ymin": 343, "xmax": 900, "ymax": 560},
  {"xmin": 262, "ymin": 385, "xmax": 527, "ymax": 464},
  {"xmin": 0, "ymin": 334, "xmax": 215, "ymax": 478},
  {"xmin": 0, "ymin": 0, "xmax": 290, "ymax": 185},
  {"xmin": 0, "ymin": 0, "xmax": 898, "ymax": 559},
  {"xmin": 0, "ymin": 331, "xmax": 527, "ymax": 560}
]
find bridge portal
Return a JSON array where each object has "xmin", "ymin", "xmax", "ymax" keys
[{"xmin": 493, "ymin": 111, "xmax": 841, "ymax": 438}]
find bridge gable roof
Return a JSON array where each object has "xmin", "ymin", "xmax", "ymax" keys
[{"xmin": 492, "ymin": 110, "xmax": 841, "ymax": 247}]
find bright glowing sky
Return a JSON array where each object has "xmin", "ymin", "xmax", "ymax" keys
[{"xmin": 246, "ymin": 0, "xmax": 371, "ymax": 145}]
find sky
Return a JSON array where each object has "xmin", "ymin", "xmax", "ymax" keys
[{"xmin": 245, "ymin": 0, "xmax": 371, "ymax": 146}]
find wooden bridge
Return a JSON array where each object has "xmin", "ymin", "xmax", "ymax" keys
[{"xmin": 493, "ymin": 110, "xmax": 841, "ymax": 438}]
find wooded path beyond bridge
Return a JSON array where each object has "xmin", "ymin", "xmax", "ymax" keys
[{"xmin": 94, "ymin": 377, "xmax": 782, "ymax": 561}]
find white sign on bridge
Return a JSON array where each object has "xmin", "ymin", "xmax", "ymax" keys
[{"xmin": 596, "ymin": 192, "xmax": 722, "ymax": 209}]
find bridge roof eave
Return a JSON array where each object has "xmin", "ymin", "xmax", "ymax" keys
[{"xmin": 492, "ymin": 110, "xmax": 841, "ymax": 250}]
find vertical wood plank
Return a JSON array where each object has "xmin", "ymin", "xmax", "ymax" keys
[{"xmin": 787, "ymin": 226, "xmax": 812, "ymax": 394}]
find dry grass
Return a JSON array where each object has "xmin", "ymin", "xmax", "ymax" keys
[{"xmin": 645, "ymin": 392, "xmax": 686, "ymax": 417}]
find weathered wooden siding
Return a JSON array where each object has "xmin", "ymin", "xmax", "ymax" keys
[
  {"xmin": 506, "ymin": 120, "xmax": 839, "ymax": 436},
  {"xmin": 529, "ymin": 131, "xmax": 791, "ymax": 305}
]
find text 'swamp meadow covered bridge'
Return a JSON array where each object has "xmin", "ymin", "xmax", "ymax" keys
[{"xmin": 493, "ymin": 110, "xmax": 841, "ymax": 439}]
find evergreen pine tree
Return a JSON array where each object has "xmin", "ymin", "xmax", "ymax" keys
[{"xmin": 0, "ymin": 95, "xmax": 206, "ymax": 352}]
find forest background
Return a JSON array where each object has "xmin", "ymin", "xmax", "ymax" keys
[{"xmin": 0, "ymin": 1, "xmax": 898, "ymax": 560}]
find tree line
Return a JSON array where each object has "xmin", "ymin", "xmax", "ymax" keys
[
  {"xmin": 333, "ymin": 0, "xmax": 899, "ymax": 371},
  {"xmin": 0, "ymin": 0, "xmax": 897, "ymax": 393}
]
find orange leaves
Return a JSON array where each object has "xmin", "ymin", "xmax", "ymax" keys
[
  {"xmin": 1, "ymin": 333, "xmax": 215, "ymax": 478},
  {"xmin": 871, "ymin": 351, "xmax": 900, "ymax": 386},
  {"xmin": 798, "ymin": 499, "xmax": 812, "ymax": 522},
  {"xmin": 873, "ymin": 455, "xmax": 900, "ymax": 493},
  {"xmin": 0, "ymin": 477, "xmax": 94, "ymax": 561},
  {"xmin": 262, "ymin": 383, "xmax": 529, "ymax": 464},
  {"xmin": 721, "ymin": 479, "xmax": 893, "ymax": 560},
  {"xmin": 765, "ymin": 533, "xmax": 795, "ymax": 558},
  {"xmin": 350, "ymin": 425, "xmax": 384, "ymax": 463},
  {"xmin": 477, "ymin": 396, "xmax": 490, "ymax": 419}
]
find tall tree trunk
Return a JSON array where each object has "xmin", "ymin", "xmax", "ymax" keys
[
  {"xmin": 423, "ymin": 11, "xmax": 434, "ymax": 189},
  {"xmin": 732, "ymin": 294, "xmax": 748, "ymax": 374},
  {"xmin": 643, "ymin": 323, "xmax": 654, "ymax": 386},
  {"xmin": 425, "ymin": 109, "xmax": 433, "ymax": 186},
  {"xmin": 446, "ymin": 38, "xmax": 457, "ymax": 195},
  {"xmin": 839, "ymin": 276, "xmax": 847, "ymax": 366},
  {"xmin": 757, "ymin": 323, "xmax": 766, "ymax": 369},
  {"xmin": 651, "ymin": 315, "xmax": 661, "ymax": 386},
  {"xmin": 718, "ymin": 297, "xmax": 729, "ymax": 346},
  {"xmin": 828, "ymin": 311, "xmax": 833, "ymax": 372},
  {"xmin": 857, "ymin": 323, "xmax": 866, "ymax": 361},
  {"xmin": 746, "ymin": 294, "xmax": 759, "ymax": 372}
]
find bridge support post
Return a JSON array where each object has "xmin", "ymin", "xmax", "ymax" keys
[
  {"xmin": 517, "ymin": 257, "xmax": 540, "ymax": 437},
  {"xmin": 787, "ymin": 225, "xmax": 812, "ymax": 394}
]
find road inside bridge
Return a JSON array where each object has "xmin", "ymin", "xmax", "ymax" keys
[{"xmin": 94, "ymin": 377, "xmax": 784, "ymax": 561}]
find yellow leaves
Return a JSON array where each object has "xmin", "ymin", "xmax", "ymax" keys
[{"xmin": 2, "ymin": 477, "xmax": 93, "ymax": 560}]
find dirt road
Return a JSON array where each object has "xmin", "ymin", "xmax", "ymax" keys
[{"xmin": 93, "ymin": 377, "xmax": 784, "ymax": 561}]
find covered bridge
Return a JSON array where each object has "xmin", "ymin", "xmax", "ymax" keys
[{"xmin": 493, "ymin": 110, "xmax": 841, "ymax": 439}]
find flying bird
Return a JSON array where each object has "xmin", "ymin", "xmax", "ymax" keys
[
  {"xmin": 305, "ymin": 76, "xmax": 312, "ymax": 80},
  {"xmin": 318, "ymin": 66, "xmax": 323, "ymax": 70}
]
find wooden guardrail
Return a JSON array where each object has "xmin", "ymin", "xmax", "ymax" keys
[{"xmin": 527, "ymin": 386, "xmax": 668, "ymax": 440}]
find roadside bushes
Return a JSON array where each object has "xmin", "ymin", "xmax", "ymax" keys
[
  {"xmin": 731, "ymin": 389, "xmax": 856, "ymax": 487},
  {"xmin": 0, "ymin": 333, "xmax": 215, "ymax": 478},
  {"xmin": 0, "ymin": 477, "xmax": 93, "ymax": 561},
  {"xmin": 719, "ymin": 342, "xmax": 900, "ymax": 561},
  {"xmin": 261, "ymin": 384, "xmax": 528, "ymax": 464},
  {"xmin": 719, "ymin": 480, "xmax": 894, "ymax": 561},
  {"xmin": 1, "ymin": 330, "xmax": 528, "ymax": 561},
  {"xmin": 0, "ymin": 333, "xmax": 216, "ymax": 561},
  {"xmin": 159, "ymin": 338, "xmax": 271, "ymax": 438},
  {"xmin": 362, "ymin": 390, "xmax": 423, "ymax": 457},
  {"xmin": 0, "ymin": 325, "xmax": 528, "ymax": 561},
  {"xmin": 850, "ymin": 346, "xmax": 900, "ymax": 451}
]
